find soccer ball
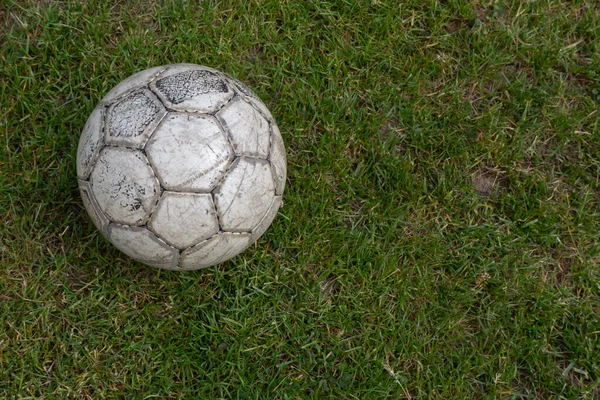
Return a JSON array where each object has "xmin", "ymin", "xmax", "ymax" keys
[{"xmin": 76, "ymin": 64, "xmax": 286, "ymax": 270}]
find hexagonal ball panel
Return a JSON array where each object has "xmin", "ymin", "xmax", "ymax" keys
[
  {"xmin": 78, "ymin": 180, "xmax": 110, "ymax": 234},
  {"xmin": 100, "ymin": 66, "xmax": 167, "ymax": 105},
  {"xmin": 76, "ymin": 106, "xmax": 104, "ymax": 180},
  {"xmin": 213, "ymin": 157, "xmax": 275, "ymax": 232},
  {"xmin": 217, "ymin": 98, "xmax": 271, "ymax": 159},
  {"xmin": 269, "ymin": 123, "xmax": 287, "ymax": 195},
  {"xmin": 223, "ymin": 74, "xmax": 275, "ymax": 121},
  {"xmin": 105, "ymin": 89, "xmax": 166, "ymax": 149},
  {"xmin": 225, "ymin": 75, "xmax": 256, "ymax": 98},
  {"xmin": 251, "ymin": 196, "xmax": 283, "ymax": 241},
  {"xmin": 148, "ymin": 192, "xmax": 219, "ymax": 249},
  {"xmin": 179, "ymin": 232, "xmax": 252, "ymax": 270},
  {"xmin": 90, "ymin": 147, "xmax": 160, "ymax": 226},
  {"xmin": 150, "ymin": 65, "xmax": 233, "ymax": 113},
  {"xmin": 146, "ymin": 113, "xmax": 232, "ymax": 192},
  {"xmin": 107, "ymin": 224, "xmax": 179, "ymax": 270}
]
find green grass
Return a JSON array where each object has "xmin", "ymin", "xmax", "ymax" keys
[{"xmin": 1, "ymin": 0, "xmax": 599, "ymax": 398}]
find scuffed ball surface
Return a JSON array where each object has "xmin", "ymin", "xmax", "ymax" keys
[{"xmin": 76, "ymin": 64, "xmax": 286, "ymax": 270}]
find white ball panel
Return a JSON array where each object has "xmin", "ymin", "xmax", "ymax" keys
[
  {"xmin": 90, "ymin": 147, "xmax": 160, "ymax": 226},
  {"xmin": 245, "ymin": 93, "xmax": 275, "ymax": 122},
  {"xmin": 225, "ymin": 75, "xmax": 257, "ymax": 98},
  {"xmin": 251, "ymin": 196, "xmax": 283, "ymax": 241},
  {"xmin": 150, "ymin": 66, "xmax": 233, "ymax": 113},
  {"xmin": 224, "ymin": 75, "xmax": 275, "ymax": 121},
  {"xmin": 217, "ymin": 98, "xmax": 270, "ymax": 159},
  {"xmin": 107, "ymin": 224, "xmax": 179, "ymax": 270},
  {"xmin": 78, "ymin": 180, "xmax": 110, "ymax": 234},
  {"xmin": 76, "ymin": 106, "xmax": 104, "ymax": 180},
  {"xmin": 101, "ymin": 66, "xmax": 166, "ymax": 105},
  {"xmin": 159, "ymin": 63, "xmax": 223, "ymax": 74},
  {"xmin": 105, "ymin": 89, "xmax": 166, "ymax": 149},
  {"xmin": 214, "ymin": 157, "xmax": 275, "ymax": 232},
  {"xmin": 269, "ymin": 123, "xmax": 287, "ymax": 195},
  {"xmin": 148, "ymin": 192, "xmax": 219, "ymax": 249},
  {"xmin": 179, "ymin": 232, "xmax": 252, "ymax": 270},
  {"xmin": 146, "ymin": 113, "xmax": 233, "ymax": 192}
]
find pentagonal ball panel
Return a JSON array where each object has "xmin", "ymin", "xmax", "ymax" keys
[
  {"xmin": 107, "ymin": 224, "xmax": 179, "ymax": 270},
  {"xmin": 76, "ymin": 105, "xmax": 104, "ymax": 180},
  {"xmin": 217, "ymin": 98, "xmax": 270, "ymax": 159},
  {"xmin": 146, "ymin": 113, "xmax": 232, "ymax": 192},
  {"xmin": 148, "ymin": 192, "xmax": 219, "ymax": 249},
  {"xmin": 269, "ymin": 123, "xmax": 287, "ymax": 195},
  {"xmin": 214, "ymin": 157, "xmax": 275, "ymax": 232},
  {"xmin": 179, "ymin": 232, "xmax": 252, "ymax": 270},
  {"xmin": 105, "ymin": 89, "xmax": 166, "ymax": 149},
  {"xmin": 150, "ymin": 65, "xmax": 233, "ymax": 113},
  {"xmin": 90, "ymin": 147, "xmax": 160, "ymax": 226}
]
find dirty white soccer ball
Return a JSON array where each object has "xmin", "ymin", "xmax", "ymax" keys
[{"xmin": 76, "ymin": 64, "xmax": 286, "ymax": 270}]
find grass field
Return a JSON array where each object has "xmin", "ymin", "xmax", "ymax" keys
[{"xmin": 1, "ymin": 0, "xmax": 599, "ymax": 398}]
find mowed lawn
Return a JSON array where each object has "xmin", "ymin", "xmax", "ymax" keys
[{"xmin": 1, "ymin": 0, "xmax": 599, "ymax": 398}]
